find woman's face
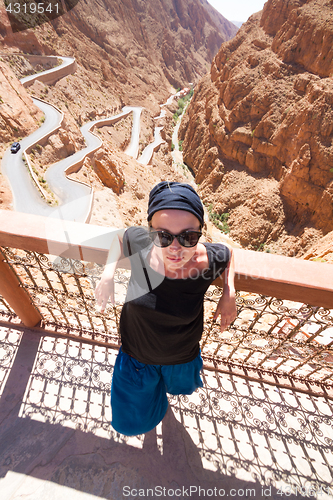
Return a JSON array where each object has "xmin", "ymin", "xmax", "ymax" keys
[{"xmin": 150, "ymin": 209, "xmax": 201, "ymax": 270}]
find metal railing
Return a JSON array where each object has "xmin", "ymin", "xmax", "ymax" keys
[{"xmin": 0, "ymin": 210, "xmax": 332, "ymax": 397}]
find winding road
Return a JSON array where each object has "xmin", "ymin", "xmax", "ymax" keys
[{"xmin": 1, "ymin": 56, "xmax": 177, "ymax": 222}]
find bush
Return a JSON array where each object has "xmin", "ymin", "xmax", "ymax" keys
[
  {"xmin": 173, "ymin": 87, "xmax": 193, "ymax": 124},
  {"xmin": 207, "ymin": 204, "xmax": 230, "ymax": 233}
]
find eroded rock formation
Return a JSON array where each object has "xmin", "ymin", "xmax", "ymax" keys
[
  {"xmin": 0, "ymin": 0, "xmax": 236, "ymax": 210},
  {"xmin": 180, "ymin": 0, "xmax": 333, "ymax": 256},
  {"xmin": 93, "ymin": 149, "xmax": 125, "ymax": 194},
  {"xmin": 0, "ymin": 60, "xmax": 42, "ymax": 142},
  {"xmin": 0, "ymin": 0, "xmax": 237, "ymax": 112}
]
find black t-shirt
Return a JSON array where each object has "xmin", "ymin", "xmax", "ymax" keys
[{"xmin": 119, "ymin": 227, "xmax": 230, "ymax": 365}]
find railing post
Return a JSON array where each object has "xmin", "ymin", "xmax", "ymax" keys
[{"xmin": 0, "ymin": 249, "xmax": 42, "ymax": 327}]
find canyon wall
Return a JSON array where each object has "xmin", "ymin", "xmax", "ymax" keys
[
  {"xmin": 0, "ymin": 0, "xmax": 237, "ymax": 112},
  {"xmin": 0, "ymin": 0, "xmax": 236, "ymax": 210},
  {"xmin": 180, "ymin": 0, "xmax": 333, "ymax": 257},
  {"xmin": 0, "ymin": 59, "xmax": 42, "ymax": 142}
]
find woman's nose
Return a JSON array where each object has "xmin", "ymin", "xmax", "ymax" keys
[{"xmin": 169, "ymin": 236, "xmax": 182, "ymax": 251}]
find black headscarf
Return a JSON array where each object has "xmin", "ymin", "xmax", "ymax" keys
[{"xmin": 147, "ymin": 181, "xmax": 204, "ymax": 226}]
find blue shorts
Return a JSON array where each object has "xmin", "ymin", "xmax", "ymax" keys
[{"xmin": 111, "ymin": 347, "xmax": 203, "ymax": 436}]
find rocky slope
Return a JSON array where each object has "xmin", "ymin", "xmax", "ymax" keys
[
  {"xmin": 0, "ymin": 59, "xmax": 43, "ymax": 142},
  {"xmin": 180, "ymin": 0, "xmax": 333, "ymax": 260},
  {"xmin": 0, "ymin": 58, "xmax": 44, "ymax": 209},
  {"xmin": 0, "ymin": 0, "xmax": 237, "ymax": 112},
  {"xmin": 0, "ymin": 0, "xmax": 237, "ymax": 213}
]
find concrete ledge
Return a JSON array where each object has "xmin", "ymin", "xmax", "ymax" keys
[{"xmin": 21, "ymin": 57, "xmax": 77, "ymax": 87}]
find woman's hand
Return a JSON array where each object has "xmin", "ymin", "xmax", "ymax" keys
[
  {"xmin": 95, "ymin": 276, "xmax": 114, "ymax": 313},
  {"xmin": 213, "ymin": 245, "xmax": 237, "ymax": 332},
  {"xmin": 213, "ymin": 290, "xmax": 237, "ymax": 333}
]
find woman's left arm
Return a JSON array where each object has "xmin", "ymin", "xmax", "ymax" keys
[{"xmin": 213, "ymin": 245, "xmax": 237, "ymax": 332}]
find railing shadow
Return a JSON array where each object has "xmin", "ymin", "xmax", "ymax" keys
[{"xmin": 0, "ymin": 326, "xmax": 332, "ymax": 499}]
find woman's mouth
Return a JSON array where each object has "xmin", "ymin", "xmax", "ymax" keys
[{"xmin": 167, "ymin": 255, "xmax": 183, "ymax": 263}]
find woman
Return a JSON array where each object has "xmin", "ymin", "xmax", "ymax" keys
[{"xmin": 95, "ymin": 181, "xmax": 236, "ymax": 436}]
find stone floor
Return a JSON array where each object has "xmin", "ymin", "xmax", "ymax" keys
[{"xmin": 0, "ymin": 325, "xmax": 332, "ymax": 500}]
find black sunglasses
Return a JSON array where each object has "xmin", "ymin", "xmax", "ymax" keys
[{"xmin": 149, "ymin": 229, "xmax": 202, "ymax": 248}]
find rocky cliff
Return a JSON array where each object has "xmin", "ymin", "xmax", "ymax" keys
[
  {"xmin": 0, "ymin": 58, "xmax": 43, "ymax": 209},
  {"xmin": 0, "ymin": 0, "xmax": 237, "ymax": 211},
  {"xmin": 180, "ymin": 0, "xmax": 333, "ymax": 258},
  {"xmin": 0, "ymin": 0, "xmax": 237, "ymax": 112},
  {"xmin": 0, "ymin": 59, "xmax": 42, "ymax": 142}
]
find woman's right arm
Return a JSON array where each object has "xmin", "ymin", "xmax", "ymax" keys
[{"xmin": 95, "ymin": 230, "xmax": 124, "ymax": 312}]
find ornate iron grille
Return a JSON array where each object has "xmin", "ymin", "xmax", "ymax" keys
[
  {"xmin": 202, "ymin": 289, "xmax": 333, "ymax": 388},
  {"xmin": 0, "ymin": 247, "xmax": 124, "ymax": 345},
  {"xmin": 0, "ymin": 247, "xmax": 332, "ymax": 390}
]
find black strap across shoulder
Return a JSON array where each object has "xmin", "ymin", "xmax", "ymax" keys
[{"xmin": 125, "ymin": 231, "xmax": 153, "ymax": 293}]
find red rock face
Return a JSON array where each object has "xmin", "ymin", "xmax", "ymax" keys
[
  {"xmin": 0, "ymin": 61, "xmax": 42, "ymax": 143},
  {"xmin": 0, "ymin": 0, "xmax": 237, "ymax": 209},
  {"xmin": 0, "ymin": 0, "xmax": 237, "ymax": 107},
  {"xmin": 93, "ymin": 149, "xmax": 125, "ymax": 195},
  {"xmin": 181, "ymin": 0, "xmax": 333, "ymax": 255}
]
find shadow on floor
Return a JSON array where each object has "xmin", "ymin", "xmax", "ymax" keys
[{"xmin": 0, "ymin": 327, "xmax": 332, "ymax": 500}]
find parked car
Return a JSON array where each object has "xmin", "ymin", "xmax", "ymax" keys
[{"xmin": 10, "ymin": 142, "xmax": 21, "ymax": 154}]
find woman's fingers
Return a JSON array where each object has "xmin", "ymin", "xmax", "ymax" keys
[
  {"xmin": 213, "ymin": 298, "xmax": 237, "ymax": 332},
  {"xmin": 95, "ymin": 279, "xmax": 114, "ymax": 312}
]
